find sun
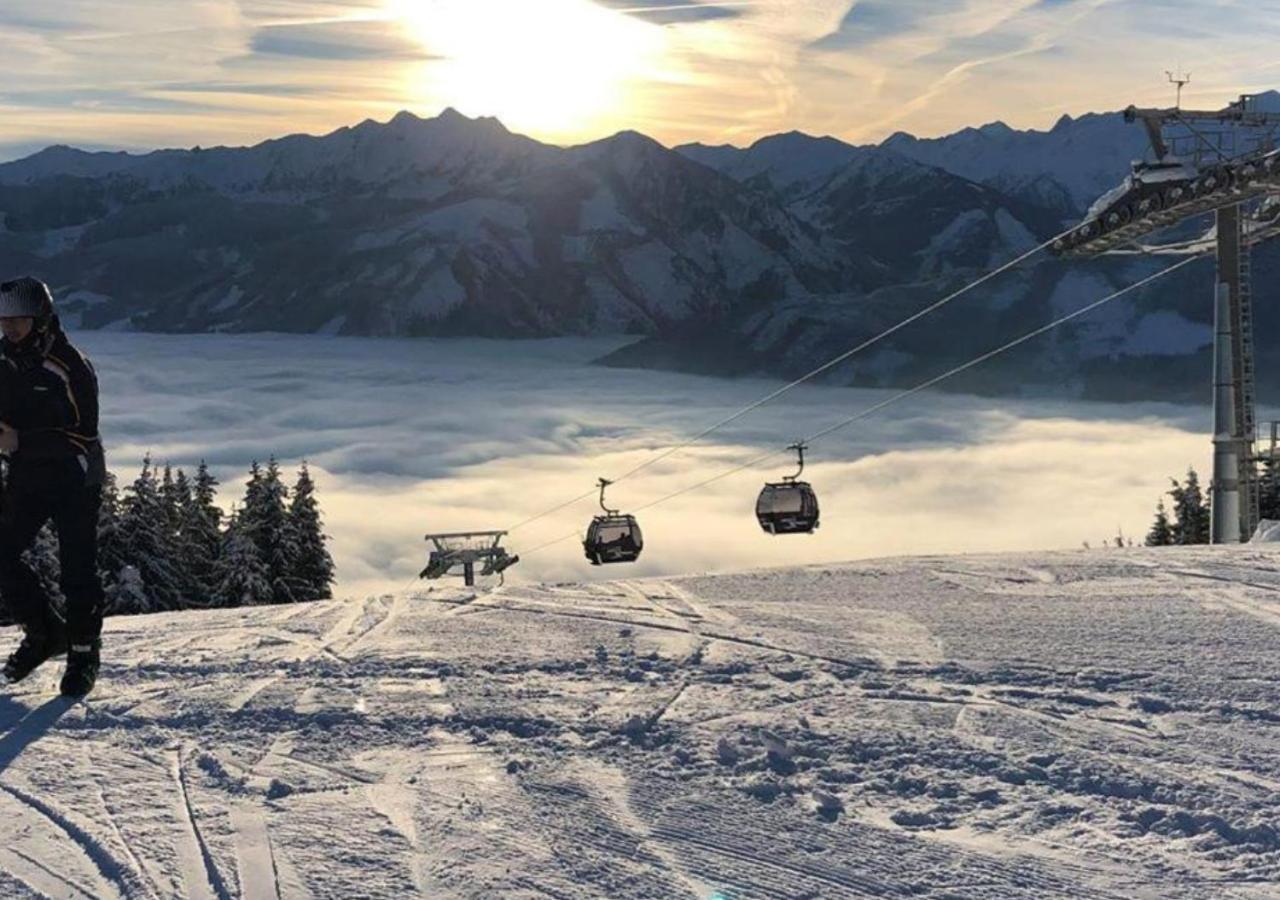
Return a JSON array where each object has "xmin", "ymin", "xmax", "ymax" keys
[{"xmin": 394, "ymin": 0, "xmax": 667, "ymax": 141}]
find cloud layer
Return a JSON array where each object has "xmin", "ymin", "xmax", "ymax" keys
[{"xmin": 74, "ymin": 330, "xmax": 1230, "ymax": 600}]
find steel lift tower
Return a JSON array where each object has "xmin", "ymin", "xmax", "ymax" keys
[{"xmin": 1055, "ymin": 93, "xmax": 1280, "ymax": 542}]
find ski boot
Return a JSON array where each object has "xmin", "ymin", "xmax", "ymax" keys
[
  {"xmin": 3, "ymin": 625, "xmax": 68, "ymax": 684},
  {"xmin": 60, "ymin": 639, "xmax": 100, "ymax": 698}
]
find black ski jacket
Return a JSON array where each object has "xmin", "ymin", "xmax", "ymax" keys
[{"xmin": 0, "ymin": 320, "xmax": 106, "ymax": 484}]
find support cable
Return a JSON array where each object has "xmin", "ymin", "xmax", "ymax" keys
[
  {"xmin": 505, "ymin": 228, "xmax": 1075, "ymax": 533},
  {"xmin": 518, "ymin": 254, "xmax": 1199, "ymax": 558}
]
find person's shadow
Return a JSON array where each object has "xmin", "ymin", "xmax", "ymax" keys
[{"xmin": 0, "ymin": 695, "xmax": 74, "ymax": 776}]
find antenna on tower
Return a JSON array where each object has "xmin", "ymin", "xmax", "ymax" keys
[{"xmin": 1166, "ymin": 69, "xmax": 1191, "ymax": 109}]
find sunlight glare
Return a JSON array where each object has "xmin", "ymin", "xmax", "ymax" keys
[{"xmin": 395, "ymin": 0, "xmax": 667, "ymax": 139}]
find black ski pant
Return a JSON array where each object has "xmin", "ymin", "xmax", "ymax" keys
[{"xmin": 0, "ymin": 456, "xmax": 104, "ymax": 643}]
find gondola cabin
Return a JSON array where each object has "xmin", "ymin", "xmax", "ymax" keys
[
  {"xmin": 583, "ymin": 478, "xmax": 644, "ymax": 565},
  {"xmin": 756, "ymin": 481, "xmax": 820, "ymax": 535},
  {"xmin": 757, "ymin": 442, "xmax": 820, "ymax": 535},
  {"xmin": 584, "ymin": 514, "xmax": 644, "ymax": 565}
]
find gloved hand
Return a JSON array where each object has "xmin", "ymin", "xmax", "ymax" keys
[{"xmin": 0, "ymin": 422, "xmax": 19, "ymax": 454}]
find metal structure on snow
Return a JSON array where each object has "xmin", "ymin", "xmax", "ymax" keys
[
  {"xmin": 1054, "ymin": 93, "xmax": 1280, "ymax": 543},
  {"xmin": 420, "ymin": 531, "xmax": 519, "ymax": 586}
]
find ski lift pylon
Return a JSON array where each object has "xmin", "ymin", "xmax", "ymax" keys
[
  {"xmin": 583, "ymin": 478, "xmax": 644, "ymax": 565},
  {"xmin": 756, "ymin": 442, "xmax": 820, "ymax": 535}
]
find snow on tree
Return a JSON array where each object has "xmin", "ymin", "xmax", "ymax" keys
[
  {"xmin": 0, "ymin": 454, "xmax": 334, "ymax": 617},
  {"xmin": 1168, "ymin": 468, "xmax": 1211, "ymax": 546},
  {"xmin": 288, "ymin": 462, "xmax": 334, "ymax": 602},
  {"xmin": 238, "ymin": 458, "xmax": 300, "ymax": 604},
  {"xmin": 160, "ymin": 464, "xmax": 181, "ymax": 539},
  {"xmin": 1260, "ymin": 457, "xmax": 1280, "ymax": 522},
  {"xmin": 118, "ymin": 455, "xmax": 183, "ymax": 611},
  {"xmin": 1146, "ymin": 499, "xmax": 1174, "ymax": 547},
  {"xmin": 216, "ymin": 512, "xmax": 272, "ymax": 606},
  {"xmin": 24, "ymin": 525, "xmax": 64, "ymax": 620},
  {"xmin": 97, "ymin": 471, "xmax": 135, "ymax": 615},
  {"xmin": 181, "ymin": 461, "xmax": 225, "ymax": 606},
  {"xmin": 166, "ymin": 467, "xmax": 206, "ymax": 604},
  {"xmin": 110, "ymin": 564, "xmax": 150, "ymax": 616}
]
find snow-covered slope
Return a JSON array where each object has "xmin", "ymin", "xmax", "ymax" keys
[
  {"xmin": 884, "ymin": 91, "xmax": 1280, "ymax": 219},
  {"xmin": 5, "ymin": 101, "xmax": 1280, "ymax": 399},
  {"xmin": 2, "ymin": 547, "xmax": 1277, "ymax": 897},
  {"xmin": 882, "ymin": 114, "xmax": 1149, "ymax": 220},
  {"xmin": 0, "ymin": 110, "xmax": 847, "ymax": 337}
]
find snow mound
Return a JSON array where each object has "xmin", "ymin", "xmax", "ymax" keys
[{"xmin": 1251, "ymin": 519, "xmax": 1280, "ymax": 542}]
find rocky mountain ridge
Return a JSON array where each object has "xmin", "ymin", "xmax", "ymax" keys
[{"xmin": 2, "ymin": 100, "xmax": 1277, "ymax": 401}]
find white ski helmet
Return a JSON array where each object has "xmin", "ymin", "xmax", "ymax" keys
[{"xmin": 0, "ymin": 276, "xmax": 55, "ymax": 329}]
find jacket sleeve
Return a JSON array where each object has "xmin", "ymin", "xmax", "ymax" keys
[{"xmin": 18, "ymin": 350, "xmax": 99, "ymax": 456}]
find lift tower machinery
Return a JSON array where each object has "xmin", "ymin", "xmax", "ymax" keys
[{"xmin": 1054, "ymin": 93, "xmax": 1280, "ymax": 543}]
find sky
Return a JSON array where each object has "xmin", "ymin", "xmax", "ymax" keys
[{"xmin": 0, "ymin": 0, "xmax": 1276, "ymax": 162}]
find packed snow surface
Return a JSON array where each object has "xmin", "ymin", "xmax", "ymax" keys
[{"xmin": 1, "ymin": 546, "xmax": 1279, "ymax": 898}]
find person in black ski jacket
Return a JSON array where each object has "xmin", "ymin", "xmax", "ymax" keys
[{"xmin": 0, "ymin": 276, "xmax": 106, "ymax": 697}]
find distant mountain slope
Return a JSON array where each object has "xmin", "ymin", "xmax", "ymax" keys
[
  {"xmin": 676, "ymin": 131, "xmax": 869, "ymax": 200},
  {"xmin": 3, "ymin": 98, "xmax": 1279, "ymax": 401},
  {"xmin": 882, "ymin": 114, "xmax": 1149, "ymax": 221},
  {"xmin": 0, "ymin": 111, "xmax": 861, "ymax": 336}
]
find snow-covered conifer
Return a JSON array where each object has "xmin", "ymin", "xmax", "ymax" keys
[
  {"xmin": 1168, "ymin": 468, "xmax": 1210, "ymax": 545},
  {"xmin": 288, "ymin": 462, "xmax": 334, "ymax": 602},
  {"xmin": 240, "ymin": 458, "xmax": 298, "ymax": 604},
  {"xmin": 119, "ymin": 455, "xmax": 182, "ymax": 610},
  {"xmin": 216, "ymin": 514, "xmax": 272, "ymax": 606},
  {"xmin": 24, "ymin": 525, "xmax": 64, "ymax": 618},
  {"xmin": 1260, "ymin": 457, "xmax": 1280, "ymax": 523},
  {"xmin": 110, "ymin": 565, "xmax": 151, "ymax": 616},
  {"xmin": 97, "ymin": 471, "xmax": 134, "ymax": 613},
  {"xmin": 1145, "ymin": 499, "xmax": 1174, "ymax": 547},
  {"xmin": 182, "ymin": 461, "xmax": 225, "ymax": 606}
]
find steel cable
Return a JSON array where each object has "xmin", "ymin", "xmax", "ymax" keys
[
  {"xmin": 518, "ymin": 253, "xmax": 1199, "ymax": 559},
  {"xmin": 506, "ymin": 227, "xmax": 1076, "ymax": 532}
]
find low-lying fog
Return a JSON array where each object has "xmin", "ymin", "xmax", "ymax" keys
[{"xmin": 78, "ymin": 332, "xmax": 1240, "ymax": 599}]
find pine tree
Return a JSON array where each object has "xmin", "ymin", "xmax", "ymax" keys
[
  {"xmin": 118, "ymin": 455, "xmax": 182, "ymax": 611},
  {"xmin": 239, "ymin": 458, "xmax": 298, "ymax": 604},
  {"xmin": 1169, "ymin": 468, "xmax": 1211, "ymax": 546},
  {"xmin": 288, "ymin": 462, "xmax": 334, "ymax": 602},
  {"xmin": 1146, "ymin": 499, "xmax": 1175, "ymax": 546},
  {"xmin": 24, "ymin": 525, "xmax": 64, "ymax": 619},
  {"xmin": 173, "ymin": 468, "xmax": 194, "ymax": 516},
  {"xmin": 182, "ymin": 462, "xmax": 225, "ymax": 606},
  {"xmin": 97, "ymin": 471, "xmax": 135, "ymax": 615},
  {"xmin": 111, "ymin": 565, "xmax": 151, "ymax": 617},
  {"xmin": 215, "ymin": 512, "xmax": 272, "ymax": 606},
  {"xmin": 1260, "ymin": 457, "xmax": 1280, "ymax": 522},
  {"xmin": 160, "ymin": 464, "xmax": 181, "ymax": 539},
  {"xmin": 168, "ymin": 468, "xmax": 200, "ymax": 603}
]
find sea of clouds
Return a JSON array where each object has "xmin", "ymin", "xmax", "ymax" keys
[{"xmin": 76, "ymin": 331, "xmax": 1247, "ymax": 599}]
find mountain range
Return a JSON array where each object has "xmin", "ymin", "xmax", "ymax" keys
[{"xmin": 2, "ymin": 94, "xmax": 1278, "ymax": 402}]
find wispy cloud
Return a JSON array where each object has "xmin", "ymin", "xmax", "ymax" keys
[
  {"xmin": 592, "ymin": 0, "xmax": 749, "ymax": 25},
  {"xmin": 0, "ymin": 0, "xmax": 1274, "ymax": 158},
  {"xmin": 250, "ymin": 20, "xmax": 437, "ymax": 61}
]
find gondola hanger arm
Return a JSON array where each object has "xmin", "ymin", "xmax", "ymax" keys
[
  {"xmin": 597, "ymin": 477, "xmax": 619, "ymax": 515},
  {"xmin": 785, "ymin": 442, "xmax": 807, "ymax": 482}
]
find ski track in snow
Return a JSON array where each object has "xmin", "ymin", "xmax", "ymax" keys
[{"xmin": 0, "ymin": 546, "xmax": 1278, "ymax": 897}]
